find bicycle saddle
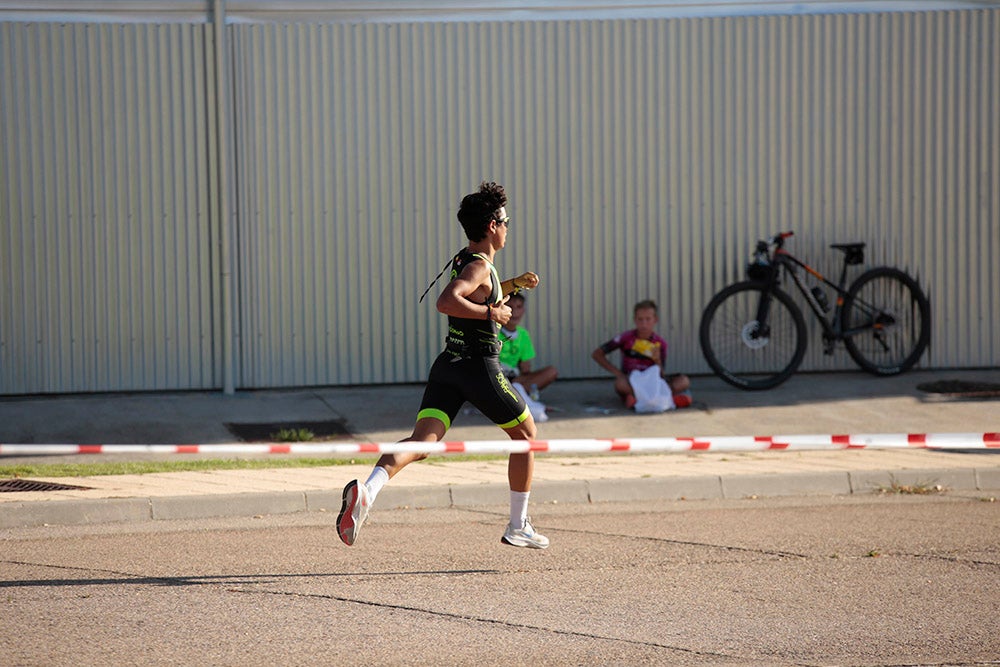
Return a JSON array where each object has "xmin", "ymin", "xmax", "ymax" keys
[{"xmin": 831, "ymin": 243, "xmax": 865, "ymax": 265}]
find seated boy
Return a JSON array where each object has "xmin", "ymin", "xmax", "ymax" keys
[
  {"xmin": 498, "ymin": 292, "xmax": 558, "ymax": 399},
  {"xmin": 591, "ymin": 299, "xmax": 691, "ymax": 409}
]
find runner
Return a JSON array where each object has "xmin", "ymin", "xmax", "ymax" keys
[{"xmin": 337, "ymin": 181, "xmax": 549, "ymax": 549}]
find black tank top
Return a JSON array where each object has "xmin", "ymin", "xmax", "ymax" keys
[{"xmin": 444, "ymin": 248, "xmax": 503, "ymax": 357}]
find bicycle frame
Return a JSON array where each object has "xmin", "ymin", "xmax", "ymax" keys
[
  {"xmin": 773, "ymin": 251, "xmax": 849, "ymax": 337},
  {"xmin": 758, "ymin": 234, "xmax": 884, "ymax": 347}
]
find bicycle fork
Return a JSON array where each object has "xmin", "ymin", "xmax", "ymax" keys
[{"xmin": 751, "ymin": 291, "xmax": 774, "ymax": 341}]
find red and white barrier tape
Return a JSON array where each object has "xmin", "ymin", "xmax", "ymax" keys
[{"xmin": 1, "ymin": 433, "xmax": 998, "ymax": 456}]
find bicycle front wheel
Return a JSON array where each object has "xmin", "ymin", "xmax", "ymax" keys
[
  {"xmin": 841, "ymin": 267, "xmax": 931, "ymax": 375},
  {"xmin": 699, "ymin": 281, "xmax": 807, "ymax": 390}
]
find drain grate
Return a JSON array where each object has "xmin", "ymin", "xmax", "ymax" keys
[
  {"xmin": 917, "ymin": 379, "xmax": 1000, "ymax": 398},
  {"xmin": 0, "ymin": 479, "xmax": 93, "ymax": 493}
]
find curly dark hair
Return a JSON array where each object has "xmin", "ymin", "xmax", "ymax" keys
[{"xmin": 457, "ymin": 181, "xmax": 507, "ymax": 241}]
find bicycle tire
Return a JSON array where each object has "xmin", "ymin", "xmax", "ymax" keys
[
  {"xmin": 841, "ymin": 267, "xmax": 931, "ymax": 375},
  {"xmin": 699, "ymin": 281, "xmax": 808, "ymax": 390}
]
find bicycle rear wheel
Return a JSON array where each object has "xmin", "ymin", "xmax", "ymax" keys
[
  {"xmin": 699, "ymin": 281, "xmax": 807, "ymax": 390},
  {"xmin": 841, "ymin": 267, "xmax": 931, "ymax": 375}
]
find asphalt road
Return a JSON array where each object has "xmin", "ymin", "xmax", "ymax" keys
[{"xmin": 3, "ymin": 494, "xmax": 999, "ymax": 666}]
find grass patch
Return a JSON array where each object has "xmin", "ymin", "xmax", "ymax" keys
[
  {"xmin": 270, "ymin": 428, "xmax": 315, "ymax": 442},
  {"xmin": 225, "ymin": 420, "xmax": 349, "ymax": 442},
  {"xmin": 0, "ymin": 454, "xmax": 507, "ymax": 479},
  {"xmin": 873, "ymin": 477, "xmax": 944, "ymax": 495},
  {"xmin": 0, "ymin": 458, "xmax": 344, "ymax": 479}
]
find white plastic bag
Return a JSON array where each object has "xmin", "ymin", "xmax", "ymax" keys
[
  {"xmin": 513, "ymin": 382, "xmax": 549, "ymax": 423},
  {"xmin": 628, "ymin": 366, "xmax": 676, "ymax": 414}
]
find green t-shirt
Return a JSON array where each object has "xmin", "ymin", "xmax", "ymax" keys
[{"xmin": 498, "ymin": 325, "xmax": 536, "ymax": 375}]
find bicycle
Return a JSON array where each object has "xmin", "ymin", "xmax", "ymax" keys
[{"xmin": 699, "ymin": 231, "xmax": 931, "ymax": 390}]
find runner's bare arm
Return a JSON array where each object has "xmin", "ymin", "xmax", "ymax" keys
[{"xmin": 437, "ymin": 262, "xmax": 510, "ymax": 323}]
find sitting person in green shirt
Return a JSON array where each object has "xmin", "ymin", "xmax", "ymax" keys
[{"xmin": 498, "ymin": 292, "xmax": 558, "ymax": 401}]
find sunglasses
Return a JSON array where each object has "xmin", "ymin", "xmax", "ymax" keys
[{"xmin": 496, "ymin": 215, "xmax": 510, "ymax": 228}]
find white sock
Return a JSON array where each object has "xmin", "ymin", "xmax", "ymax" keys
[
  {"xmin": 365, "ymin": 466, "xmax": 389, "ymax": 502},
  {"xmin": 509, "ymin": 490, "xmax": 530, "ymax": 529}
]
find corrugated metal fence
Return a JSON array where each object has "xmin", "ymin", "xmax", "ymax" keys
[
  {"xmin": 1, "ymin": 21, "xmax": 221, "ymax": 393},
  {"xmin": 1, "ymin": 7, "xmax": 998, "ymax": 394}
]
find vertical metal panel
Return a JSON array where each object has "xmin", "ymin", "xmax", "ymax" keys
[
  {"xmin": 3, "ymin": 7, "xmax": 998, "ymax": 395},
  {"xmin": 0, "ymin": 21, "xmax": 219, "ymax": 394},
  {"xmin": 230, "ymin": 9, "xmax": 998, "ymax": 389}
]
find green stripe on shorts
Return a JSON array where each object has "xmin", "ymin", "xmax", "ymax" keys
[
  {"xmin": 417, "ymin": 408, "xmax": 451, "ymax": 431},
  {"xmin": 498, "ymin": 407, "xmax": 530, "ymax": 430}
]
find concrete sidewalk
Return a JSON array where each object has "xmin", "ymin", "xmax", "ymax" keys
[{"xmin": 1, "ymin": 369, "xmax": 999, "ymax": 529}]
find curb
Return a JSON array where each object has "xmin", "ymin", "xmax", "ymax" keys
[{"xmin": 3, "ymin": 466, "xmax": 999, "ymax": 530}]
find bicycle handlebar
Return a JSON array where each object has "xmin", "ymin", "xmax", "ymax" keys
[
  {"xmin": 750, "ymin": 231, "xmax": 795, "ymax": 274},
  {"xmin": 759, "ymin": 231, "xmax": 795, "ymax": 251}
]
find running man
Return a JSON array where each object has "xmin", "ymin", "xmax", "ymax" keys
[{"xmin": 337, "ymin": 181, "xmax": 549, "ymax": 549}]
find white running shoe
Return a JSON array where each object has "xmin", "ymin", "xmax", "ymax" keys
[
  {"xmin": 337, "ymin": 479, "xmax": 371, "ymax": 546},
  {"xmin": 501, "ymin": 518, "xmax": 550, "ymax": 549}
]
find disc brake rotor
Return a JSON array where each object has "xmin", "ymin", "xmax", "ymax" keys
[{"xmin": 740, "ymin": 321, "xmax": 769, "ymax": 349}]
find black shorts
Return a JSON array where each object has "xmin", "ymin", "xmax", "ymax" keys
[{"xmin": 417, "ymin": 352, "xmax": 529, "ymax": 431}]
